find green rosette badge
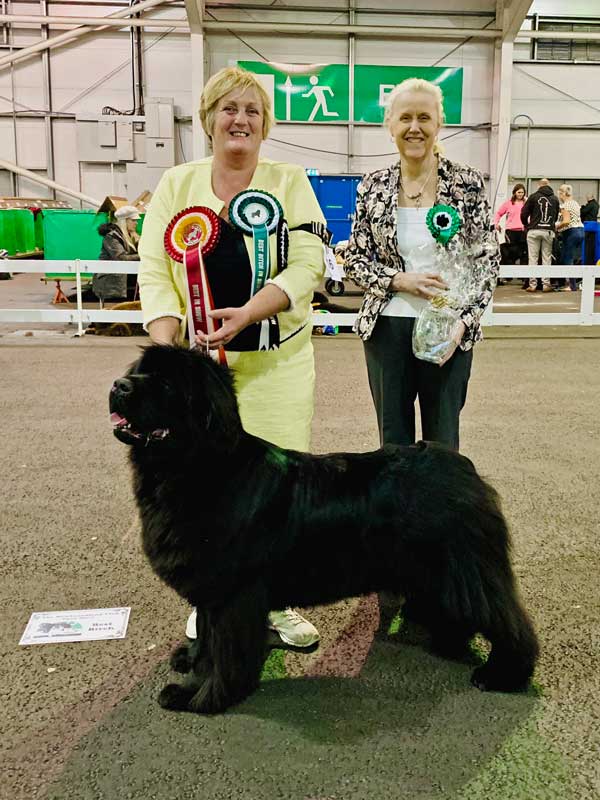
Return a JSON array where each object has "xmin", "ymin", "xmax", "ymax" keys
[
  {"xmin": 426, "ymin": 204, "xmax": 461, "ymax": 245},
  {"xmin": 229, "ymin": 190, "xmax": 283, "ymax": 296}
]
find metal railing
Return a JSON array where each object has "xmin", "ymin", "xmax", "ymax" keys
[{"xmin": 1, "ymin": 260, "xmax": 599, "ymax": 336}]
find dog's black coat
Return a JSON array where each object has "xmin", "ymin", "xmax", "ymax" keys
[{"xmin": 110, "ymin": 345, "xmax": 539, "ymax": 714}]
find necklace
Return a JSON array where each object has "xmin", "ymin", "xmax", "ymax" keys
[{"xmin": 399, "ymin": 158, "xmax": 436, "ymax": 210}]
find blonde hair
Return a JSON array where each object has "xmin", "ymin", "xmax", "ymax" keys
[
  {"xmin": 199, "ymin": 66, "xmax": 274, "ymax": 141},
  {"xmin": 559, "ymin": 183, "xmax": 573, "ymax": 197},
  {"xmin": 115, "ymin": 218, "xmax": 137, "ymax": 252},
  {"xmin": 384, "ymin": 78, "xmax": 445, "ymax": 155}
]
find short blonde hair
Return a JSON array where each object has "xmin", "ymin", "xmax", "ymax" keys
[
  {"xmin": 559, "ymin": 183, "xmax": 573, "ymax": 197},
  {"xmin": 384, "ymin": 78, "xmax": 445, "ymax": 154},
  {"xmin": 199, "ymin": 66, "xmax": 274, "ymax": 141}
]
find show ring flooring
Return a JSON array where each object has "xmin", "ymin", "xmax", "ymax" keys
[{"xmin": 1, "ymin": 274, "xmax": 599, "ymax": 799}]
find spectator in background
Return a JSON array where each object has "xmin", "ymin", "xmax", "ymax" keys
[
  {"xmin": 520, "ymin": 178, "xmax": 560, "ymax": 293},
  {"xmin": 0, "ymin": 248, "xmax": 11, "ymax": 280},
  {"xmin": 93, "ymin": 205, "xmax": 140, "ymax": 304},
  {"xmin": 494, "ymin": 183, "xmax": 527, "ymax": 283},
  {"xmin": 580, "ymin": 194, "xmax": 599, "ymax": 222},
  {"xmin": 556, "ymin": 184, "xmax": 584, "ymax": 292}
]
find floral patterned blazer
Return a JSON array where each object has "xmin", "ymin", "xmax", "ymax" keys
[{"xmin": 345, "ymin": 156, "xmax": 500, "ymax": 348}]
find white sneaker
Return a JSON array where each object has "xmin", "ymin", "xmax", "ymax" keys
[
  {"xmin": 185, "ymin": 609, "xmax": 197, "ymax": 639},
  {"xmin": 268, "ymin": 608, "xmax": 320, "ymax": 647},
  {"xmin": 185, "ymin": 606, "xmax": 320, "ymax": 648}
]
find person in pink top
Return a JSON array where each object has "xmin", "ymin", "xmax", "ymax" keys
[{"xmin": 495, "ymin": 183, "xmax": 527, "ymax": 283}]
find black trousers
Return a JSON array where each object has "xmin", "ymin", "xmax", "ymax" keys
[
  {"xmin": 503, "ymin": 229, "xmax": 528, "ymax": 265},
  {"xmin": 363, "ymin": 316, "xmax": 473, "ymax": 451}
]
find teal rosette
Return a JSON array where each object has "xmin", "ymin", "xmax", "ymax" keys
[
  {"xmin": 426, "ymin": 205, "xmax": 461, "ymax": 245},
  {"xmin": 229, "ymin": 190, "xmax": 282, "ymax": 235},
  {"xmin": 229, "ymin": 190, "xmax": 283, "ymax": 296}
]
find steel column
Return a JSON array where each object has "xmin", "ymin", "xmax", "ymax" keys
[
  {"xmin": 40, "ymin": 0, "xmax": 55, "ymax": 196},
  {"xmin": 184, "ymin": 0, "xmax": 205, "ymax": 160},
  {"xmin": 347, "ymin": 0, "xmax": 355, "ymax": 175}
]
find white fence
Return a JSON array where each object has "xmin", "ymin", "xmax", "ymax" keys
[{"xmin": 1, "ymin": 260, "xmax": 599, "ymax": 337}]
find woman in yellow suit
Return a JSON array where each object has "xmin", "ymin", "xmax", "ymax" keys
[{"xmin": 138, "ymin": 66, "xmax": 325, "ymax": 647}]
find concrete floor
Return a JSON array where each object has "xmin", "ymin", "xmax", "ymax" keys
[{"xmin": 1, "ymin": 273, "xmax": 599, "ymax": 799}]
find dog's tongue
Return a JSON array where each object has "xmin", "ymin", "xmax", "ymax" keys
[{"xmin": 110, "ymin": 412, "xmax": 127, "ymax": 426}]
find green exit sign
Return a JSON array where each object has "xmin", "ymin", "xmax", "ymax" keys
[{"xmin": 238, "ymin": 61, "xmax": 463, "ymax": 124}]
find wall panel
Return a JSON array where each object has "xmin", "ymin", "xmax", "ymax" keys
[{"xmin": 0, "ymin": 3, "xmax": 598, "ymax": 206}]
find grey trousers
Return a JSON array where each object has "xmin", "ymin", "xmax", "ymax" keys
[
  {"xmin": 527, "ymin": 229, "xmax": 554, "ymax": 288},
  {"xmin": 363, "ymin": 316, "xmax": 473, "ymax": 451}
]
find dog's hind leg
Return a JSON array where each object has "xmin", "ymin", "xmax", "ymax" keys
[
  {"xmin": 402, "ymin": 595, "xmax": 476, "ymax": 660},
  {"xmin": 409, "ymin": 537, "xmax": 538, "ymax": 689},
  {"xmin": 435, "ymin": 549, "xmax": 538, "ymax": 691},
  {"xmin": 471, "ymin": 591, "xmax": 539, "ymax": 693}
]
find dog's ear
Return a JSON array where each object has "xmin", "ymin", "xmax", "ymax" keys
[{"xmin": 189, "ymin": 355, "xmax": 243, "ymax": 453}]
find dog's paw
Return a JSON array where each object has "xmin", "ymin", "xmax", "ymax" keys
[
  {"xmin": 170, "ymin": 643, "xmax": 192, "ymax": 673},
  {"xmin": 187, "ymin": 678, "xmax": 258, "ymax": 715},
  {"xmin": 188, "ymin": 691, "xmax": 228, "ymax": 716},
  {"xmin": 470, "ymin": 665, "xmax": 529, "ymax": 693},
  {"xmin": 157, "ymin": 683, "xmax": 195, "ymax": 711}
]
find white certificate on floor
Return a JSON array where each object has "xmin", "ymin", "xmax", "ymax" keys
[{"xmin": 19, "ymin": 607, "xmax": 131, "ymax": 645}]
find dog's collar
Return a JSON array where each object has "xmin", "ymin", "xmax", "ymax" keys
[{"xmin": 134, "ymin": 428, "xmax": 170, "ymax": 445}]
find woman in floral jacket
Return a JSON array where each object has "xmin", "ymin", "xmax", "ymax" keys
[{"xmin": 345, "ymin": 78, "xmax": 499, "ymax": 451}]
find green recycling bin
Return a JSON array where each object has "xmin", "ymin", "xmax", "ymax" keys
[{"xmin": 0, "ymin": 208, "xmax": 37, "ymax": 255}]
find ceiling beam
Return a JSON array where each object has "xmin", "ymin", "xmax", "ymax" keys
[
  {"xmin": 499, "ymin": 0, "xmax": 534, "ymax": 43},
  {"xmin": 0, "ymin": 0, "xmax": 173, "ymax": 70},
  {"xmin": 0, "ymin": 14, "xmax": 501, "ymax": 39},
  {"xmin": 184, "ymin": 0, "xmax": 202, "ymax": 32}
]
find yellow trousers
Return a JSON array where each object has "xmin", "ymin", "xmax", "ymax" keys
[{"xmin": 227, "ymin": 324, "xmax": 314, "ymax": 452}]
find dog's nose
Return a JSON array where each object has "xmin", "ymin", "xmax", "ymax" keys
[{"xmin": 112, "ymin": 377, "xmax": 133, "ymax": 395}]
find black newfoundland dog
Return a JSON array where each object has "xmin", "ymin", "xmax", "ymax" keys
[{"xmin": 110, "ymin": 345, "xmax": 538, "ymax": 714}]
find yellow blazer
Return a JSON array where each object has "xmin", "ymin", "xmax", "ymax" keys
[{"xmin": 138, "ymin": 157, "xmax": 326, "ymax": 345}]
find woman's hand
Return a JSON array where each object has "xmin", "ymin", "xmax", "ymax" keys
[
  {"xmin": 437, "ymin": 319, "xmax": 467, "ymax": 367},
  {"xmin": 195, "ymin": 305, "xmax": 252, "ymax": 349},
  {"xmin": 391, "ymin": 271, "xmax": 447, "ymax": 299}
]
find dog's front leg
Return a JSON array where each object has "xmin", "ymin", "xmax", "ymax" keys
[
  {"xmin": 158, "ymin": 582, "xmax": 269, "ymax": 714},
  {"xmin": 190, "ymin": 582, "xmax": 269, "ymax": 714}
]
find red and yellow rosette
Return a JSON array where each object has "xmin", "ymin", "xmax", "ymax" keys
[
  {"xmin": 164, "ymin": 206, "xmax": 220, "ymax": 262},
  {"xmin": 164, "ymin": 206, "xmax": 226, "ymax": 365}
]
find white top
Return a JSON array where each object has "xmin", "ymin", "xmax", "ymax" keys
[
  {"xmin": 381, "ymin": 206, "xmax": 432, "ymax": 318},
  {"xmin": 561, "ymin": 199, "xmax": 583, "ymax": 230}
]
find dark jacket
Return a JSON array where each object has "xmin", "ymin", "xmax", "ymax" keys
[
  {"xmin": 580, "ymin": 199, "xmax": 599, "ymax": 222},
  {"xmin": 520, "ymin": 186, "xmax": 560, "ymax": 231},
  {"xmin": 94, "ymin": 223, "xmax": 138, "ymax": 301},
  {"xmin": 98, "ymin": 223, "xmax": 139, "ymax": 261}
]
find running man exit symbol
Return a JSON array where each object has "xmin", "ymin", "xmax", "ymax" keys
[
  {"xmin": 238, "ymin": 61, "xmax": 349, "ymax": 123},
  {"xmin": 302, "ymin": 75, "xmax": 340, "ymax": 121}
]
